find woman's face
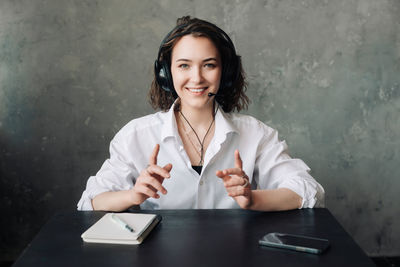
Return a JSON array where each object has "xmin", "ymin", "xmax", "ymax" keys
[{"xmin": 170, "ymin": 35, "xmax": 222, "ymax": 112}]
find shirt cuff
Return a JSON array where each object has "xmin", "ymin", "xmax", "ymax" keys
[
  {"xmin": 77, "ymin": 191, "xmax": 93, "ymax": 211},
  {"xmin": 77, "ymin": 188, "xmax": 110, "ymax": 211},
  {"xmin": 278, "ymin": 176, "xmax": 324, "ymax": 209}
]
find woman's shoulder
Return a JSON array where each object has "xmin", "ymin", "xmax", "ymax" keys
[
  {"xmin": 226, "ymin": 113, "xmax": 281, "ymax": 146},
  {"xmin": 228, "ymin": 113, "xmax": 276, "ymax": 134}
]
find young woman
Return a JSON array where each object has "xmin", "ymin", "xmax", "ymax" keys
[{"xmin": 77, "ymin": 16, "xmax": 324, "ymax": 211}]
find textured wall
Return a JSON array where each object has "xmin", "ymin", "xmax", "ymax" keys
[{"xmin": 1, "ymin": 0, "xmax": 399, "ymax": 261}]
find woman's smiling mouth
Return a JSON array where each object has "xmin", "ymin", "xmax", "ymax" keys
[{"xmin": 186, "ymin": 87, "xmax": 208, "ymax": 93}]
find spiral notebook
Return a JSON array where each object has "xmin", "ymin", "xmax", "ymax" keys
[{"xmin": 81, "ymin": 213, "xmax": 161, "ymax": 245}]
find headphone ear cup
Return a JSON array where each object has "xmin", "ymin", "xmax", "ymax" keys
[{"xmin": 155, "ymin": 60, "xmax": 175, "ymax": 93}]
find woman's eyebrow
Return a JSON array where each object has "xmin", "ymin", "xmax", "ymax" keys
[
  {"xmin": 176, "ymin": 58, "xmax": 191, "ymax": 62},
  {"xmin": 203, "ymin": 57, "xmax": 218, "ymax": 62},
  {"xmin": 175, "ymin": 57, "xmax": 218, "ymax": 63}
]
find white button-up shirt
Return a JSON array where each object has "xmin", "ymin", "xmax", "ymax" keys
[{"xmin": 77, "ymin": 104, "xmax": 325, "ymax": 210}]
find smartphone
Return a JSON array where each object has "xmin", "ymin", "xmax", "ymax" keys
[{"xmin": 259, "ymin": 232, "xmax": 330, "ymax": 254}]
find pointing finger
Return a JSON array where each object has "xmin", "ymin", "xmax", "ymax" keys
[
  {"xmin": 235, "ymin": 149, "xmax": 243, "ymax": 169},
  {"xmin": 149, "ymin": 144, "xmax": 160, "ymax": 165}
]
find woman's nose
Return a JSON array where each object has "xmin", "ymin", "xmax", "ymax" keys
[{"xmin": 190, "ymin": 67, "xmax": 204, "ymax": 84}]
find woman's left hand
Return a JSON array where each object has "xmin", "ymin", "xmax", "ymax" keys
[{"xmin": 216, "ymin": 150, "xmax": 252, "ymax": 209}]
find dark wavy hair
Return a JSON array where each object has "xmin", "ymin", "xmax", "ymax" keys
[{"xmin": 149, "ymin": 16, "xmax": 249, "ymax": 113}]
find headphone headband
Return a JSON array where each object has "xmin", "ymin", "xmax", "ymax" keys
[{"xmin": 156, "ymin": 21, "xmax": 237, "ymax": 62}]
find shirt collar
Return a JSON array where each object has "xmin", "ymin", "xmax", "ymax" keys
[
  {"xmin": 161, "ymin": 101, "xmax": 179, "ymax": 142},
  {"xmin": 214, "ymin": 106, "xmax": 238, "ymax": 142},
  {"xmin": 160, "ymin": 101, "xmax": 239, "ymax": 142}
]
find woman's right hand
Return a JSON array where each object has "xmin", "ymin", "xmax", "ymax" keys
[{"xmin": 130, "ymin": 144, "xmax": 173, "ymax": 206}]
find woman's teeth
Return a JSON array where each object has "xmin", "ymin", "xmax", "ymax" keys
[{"xmin": 188, "ymin": 88, "xmax": 206, "ymax": 92}]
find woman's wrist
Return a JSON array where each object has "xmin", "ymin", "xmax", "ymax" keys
[
  {"xmin": 126, "ymin": 188, "xmax": 141, "ymax": 206},
  {"xmin": 244, "ymin": 190, "xmax": 254, "ymax": 210}
]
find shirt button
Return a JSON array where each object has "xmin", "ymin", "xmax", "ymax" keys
[{"xmin": 199, "ymin": 181, "xmax": 204, "ymax": 186}]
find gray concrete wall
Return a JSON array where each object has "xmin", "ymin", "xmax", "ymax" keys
[{"xmin": 1, "ymin": 0, "xmax": 399, "ymax": 261}]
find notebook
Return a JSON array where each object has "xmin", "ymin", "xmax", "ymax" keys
[{"xmin": 81, "ymin": 213, "xmax": 161, "ymax": 245}]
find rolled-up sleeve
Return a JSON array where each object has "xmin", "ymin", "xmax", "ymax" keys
[
  {"xmin": 77, "ymin": 133, "xmax": 139, "ymax": 211},
  {"xmin": 255, "ymin": 129, "xmax": 325, "ymax": 208}
]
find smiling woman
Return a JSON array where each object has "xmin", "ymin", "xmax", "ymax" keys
[{"xmin": 77, "ymin": 16, "xmax": 325, "ymax": 212}]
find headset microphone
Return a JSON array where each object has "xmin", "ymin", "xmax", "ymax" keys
[{"xmin": 208, "ymin": 92, "xmax": 217, "ymax": 97}]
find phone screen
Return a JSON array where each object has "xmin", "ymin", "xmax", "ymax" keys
[{"xmin": 259, "ymin": 232, "xmax": 330, "ymax": 254}]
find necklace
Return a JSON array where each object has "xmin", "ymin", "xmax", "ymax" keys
[{"xmin": 179, "ymin": 107, "xmax": 218, "ymax": 166}]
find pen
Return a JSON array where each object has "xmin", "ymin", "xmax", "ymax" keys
[{"xmin": 111, "ymin": 214, "xmax": 135, "ymax": 233}]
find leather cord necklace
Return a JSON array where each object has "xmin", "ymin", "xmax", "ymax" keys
[{"xmin": 179, "ymin": 107, "xmax": 218, "ymax": 166}]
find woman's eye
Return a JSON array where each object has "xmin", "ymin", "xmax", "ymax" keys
[
  {"xmin": 178, "ymin": 64, "xmax": 189, "ymax": 69},
  {"xmin": 204, "ymin": 63, "xmax": 216, "ymax": 69}
]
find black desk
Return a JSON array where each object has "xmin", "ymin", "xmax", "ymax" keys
[{"xmin": 13, "ymin": 209, "xmax": 375, "ymax": 267}]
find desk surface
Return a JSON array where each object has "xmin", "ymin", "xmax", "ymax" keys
[{"xmin": 13, "ymin": 209, "xmax": 375, "ymax": 267}]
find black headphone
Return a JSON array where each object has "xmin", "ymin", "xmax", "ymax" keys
[{"xmin": 154, "ymin": 20, "xmax": 241, "ymax": 98}]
